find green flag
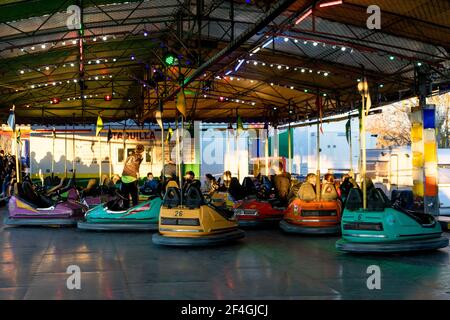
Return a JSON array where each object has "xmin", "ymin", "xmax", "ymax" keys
[
  {"xmin": 345, "ymin": 119, "xmax": 351, "ymax": 144},
  {"xmin": 237, "ymin": 115, "xmax": 244, "ymax": 133},
  {"xmin": 16, "ymin": 129, "xmax": 22, "ymax": 145}
]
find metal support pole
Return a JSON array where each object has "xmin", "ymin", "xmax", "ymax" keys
[
  {"xmin": 176, "ymin": 116, "xmax": 182, "ymax": 188},
  {"xmin": 109, "ymin": 140, "xmax": 112, "ymax": 178},
  {"xmin": 52, "ymin": 128, "xmax": 55, "ymax": 174},
  {"xmin": 288, "ymin": 124, "xmax": 292, "ymax": 174},
  {"xmin": 98, "ymin": 135, "xmax": 102, "ymax": 184},
  {"xmin": 77, "ymin": 0, "xmax": 86, "ymax": 120},
  {"xmin": 161, "ymin": 123, "xmax": 165, "ymax": 179},
  {"xmin": 361, "ymin": 94, "xmax": 367, "ymax": 210},
  {"xmin": 235, "ymin": 124, "xmax": 240, "ymax": 181},
  {"xmin": 15, "ymin": 130, "xmax": 20, "ymax": 183},
  {"xmin": 181, "ymin": 117, "xmax": 185, "ymax": 178},
  {"xmin": 64, "ymin": 124, "xmax": 67, "ymax": 177},
  {"xmin": 226, "ymin": 126, "xmax": 231, "ymax": 172},
  {"xmin": 348, "ymin": 114, "xmax": 353, "ymax": 174},
  {"xmin": 316, "ymin": 117, "xmax": 321, "ymax": 201},
  {"xmin": 265, "ymin": 127, "xmax": 269, "ymax": 176},
  {"xmin": 72, "ymin": 114, "xmax": 75, "ymax": 173},
  {"xmin": 122, "ymin": 124, "xmax": 126, "ymax": 163}
]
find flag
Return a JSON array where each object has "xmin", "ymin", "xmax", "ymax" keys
[
  {"xmin": 155, "ymin": 99, "xmax": 163, "ymax": 130},
  {"xmin": 176, "ymin": 90, "xmax": 186, "ymax": 118},
  {"xmin": 365, "ymin": 91, "xmax": 372, "ymax": 115},
  {"xmin": 155, "ymin": 111, "xmax": 163, "ymax": 130},
  {"xmin": 16, "ymin": 129, "xmax": 22, "ymax": 145},
  {"xmin": 166, "ymin": 126, "xmax": 173, "ymax": 142},
  {"xmin": 363, "ymin": 77, "xmax": 372, "ymax": 115},
  {"xmin": 237, "ymin": 115, "xmax": 244, "ymax": 133},
  {"xmin": 107, "ymin": 126, "xmax": 113, "ymax": 143},
  {"xmin": 316, "ymin": 95, "xmax": 323, "ymax": 134},
  {"xmin": 96, "ymin": 115, "xmax": 103, "ymax": 136},
  {"xmin": 345, "ymin": 119, "xmax": 351, "ymax": 144},
  {"xmin": 7, "ymin": 109, "xmax": 15, "ymax": 132}
]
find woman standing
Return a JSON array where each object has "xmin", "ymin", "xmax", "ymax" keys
[{"xmin": 121, "ymin": 144, "xmax": 144, "ymax": 208}]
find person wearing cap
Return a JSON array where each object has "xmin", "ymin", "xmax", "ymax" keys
[{"xmin": 121, "ymin": 144, "xmax": 144, "ymax": 208}]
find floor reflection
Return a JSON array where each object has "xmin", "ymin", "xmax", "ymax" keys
[{"xmin": 0, "ymin": 210, "xmax": 449, "ymax": 299}]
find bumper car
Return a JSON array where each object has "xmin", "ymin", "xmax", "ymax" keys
[
  {"xmin": 335, "ymin": 188, "xmax": 448, "ymax": 253},
  {"xmin": 209, "ymin": 191, "xmax": 230, "ymax": 207},
  {"xmin": 234, "ymin": 176, "xmax": 285, "ymax": 227},
  {"xmin": 152, "ymin": 185, "xmax": 245, "ymax": 246},
  {"xmin": 391, "ymin": 188, "xmax": 450, "ymax": 232},
  {"xmin": 235, "ymin": 199, "xmax": 285, "ymax": 227},
  {"xmin": 280, "ymin": 182, "xmax": 342, "ymax": 235},
  {"xmin": 78, "ymin": 178, "xmax": 117, "ymax": 208},
  {"xmin": 77, "ymin": 190, "xmax": 161, "ymax": 231},
  {"xmin": 4, "ymin": 179, "xmax": 87, "ymax": 227},
  {"xmin": 208, "ymin": 176, "xmax": 243, "ymax": 209}
]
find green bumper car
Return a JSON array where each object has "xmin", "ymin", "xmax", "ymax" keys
[
  {"xmin": 336, "ymin": 188, "xmax": 448, "ymax": 253},
  {"xmin": 77, "ymin": 194, "xmax": 162, "ymax": 231}
]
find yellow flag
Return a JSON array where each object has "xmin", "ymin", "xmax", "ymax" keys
[
  {"xmin": 96, "ymin": 115, "xmax": 103, "ymax": 136},
  {"xmin": 366, "ymin": 93, "xmax": 372, "ymax": 115},
  {"xmin": 363, "ymin": 77, "xmax": 372, "ymax": 115},
  {"xmin": 176, "ymin": 91, "xmax": 186, "ymax": 118},
  {"xmin": 155, "ymin": 110, "xmax": 163, "ymax": 130}
]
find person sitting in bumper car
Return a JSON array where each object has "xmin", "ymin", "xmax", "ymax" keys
[{"xmin": 140, "ymin": 172, "xmax": 159, "ymax": 195}]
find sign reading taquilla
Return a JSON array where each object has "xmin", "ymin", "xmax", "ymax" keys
[{"xmin": 109, "ymin": 130, "xmax": 157, "ymax": 141}]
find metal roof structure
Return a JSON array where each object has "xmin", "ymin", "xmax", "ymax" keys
[{"xmin": 0, "ymin": 0, "xmax": 448, "ymax": 125}]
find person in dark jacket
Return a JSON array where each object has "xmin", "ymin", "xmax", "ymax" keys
[
  {"xmin": 182, "ymin": 171, "xmax": 201, "ymax": 194},
  {"xmin": 121, "ymin": 144, "xmax": 144, "ymax": 208},
  {"xmin": 140, "ymin": 172, "xmax": 159, "ymax": 195},
  {"xmin": 162, "ymin": 159, "xmax": 177, "ymax": 179},
  {"xmin": 273, "ymin": 161, "xmax": 291, "ymax": 204}
]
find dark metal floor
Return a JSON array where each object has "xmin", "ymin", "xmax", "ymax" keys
[{"xmin": 1, "ymin": 208, "xmax": 450, "ymax": 300}]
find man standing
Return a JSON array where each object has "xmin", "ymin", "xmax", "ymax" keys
[{"xmin": 121, "ymin": 144, "xmax": 144, "ymax": 208}]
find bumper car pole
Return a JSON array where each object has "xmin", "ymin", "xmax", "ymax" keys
[
  {"xmin": 52, "ymin": 127, "xmax": 55, "ymax": 178},
  {"xmin": 348, "ymin": 114, "xmax": 353, "ymax": 175},
  {"xmin": 98, "ymin": 125, "xmax": 102, "ymax": 185},
  {"xmin": 64, "ymin": 124, "xmax": 68, "ymax": 178},
  {"xmin": 264, "ymin": 124, "xmax": 269, "ymax": 176},
  {"xmin": 316, "ymin": 94, "xmax": 321, "ymax": 201},
  {"xmin": 11, "ymin": 108, "xmax": 21, "ymax": 183},
  {"xmin": 288, "ymin": 122, "xmax": 292, "ymax": 174},
  {"xmin": 358, "ymin": 77, "xmax": 368, "ymax": 210},
  {"xmin": 108, "ymin": 133, "xmax": 112, "ymax": 177},
  {"xmin": 175, "ymin": 114, "xmax": 182, "ymax": 205},
  {"xmin": 72, "ymin": 113, "xmax": 75, "ymax": 174},
  {"xmin": 157, "ymin": 102, "xmax": 165, "ymax": 179}
]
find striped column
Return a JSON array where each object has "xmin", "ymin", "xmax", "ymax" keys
[
  {"xmin": 423, "ymin": 105, "xmax": 439, "ymax": 215},
  {"xmin": 411, "ymin": 109, "xmax": 424, "ymax": 198},
  {"xmin": 411, "ymin": 104, "xmax": 439, "ymax": 215}
]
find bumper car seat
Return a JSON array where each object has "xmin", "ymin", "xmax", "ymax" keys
[
  {"xmin": 242, "ymin": 177, "xmax": 256, "ymax": 196},
  {"xmin": 163, "ymin": 187, "xmax": 181, "ymax": 208}
]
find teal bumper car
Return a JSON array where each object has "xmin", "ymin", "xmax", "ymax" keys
[
  {"xmin": 77, "ymin": 192, "xmax": 162, "ymax": 231},
  {"xmin": 336, "ymin": 188, "xmax": 448, "ymax": 253}
]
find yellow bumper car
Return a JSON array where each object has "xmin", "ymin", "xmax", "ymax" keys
[{"xmin": 152, "ymin": 185, "xmax": 245, "ymax": 246}]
